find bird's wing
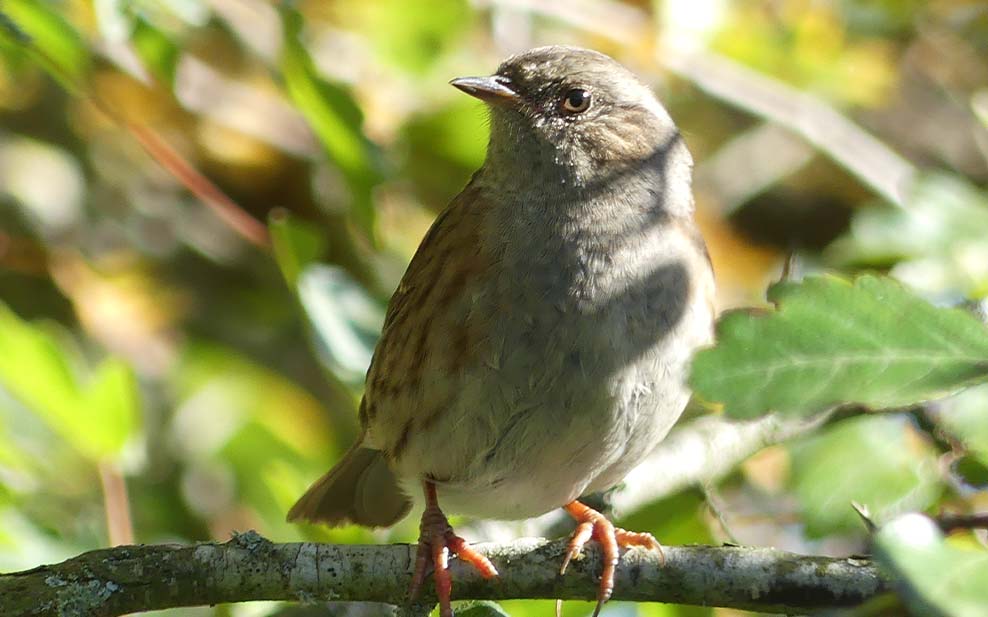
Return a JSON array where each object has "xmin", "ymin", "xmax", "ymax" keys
[{"xmin": 360, "ymin": 177, "xmax": 493, "ymax": 459}]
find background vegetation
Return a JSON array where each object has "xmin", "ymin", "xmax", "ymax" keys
[{"xmin": 1, "ymin": 1, "xmax": 987, "ymax": 616}]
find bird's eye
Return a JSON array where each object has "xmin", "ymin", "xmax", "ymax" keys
[{"xmin": 561, "ymin": 88, "xmax": 591, "ymax": 114}]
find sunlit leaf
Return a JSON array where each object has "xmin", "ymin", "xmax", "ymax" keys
[
  {"xmin": 348, "ymin": 0, "xmax": 470, "ymax": 74},
  {"xmin": 0, "ymin": 0, "xmax": 90, "ymax": 90},
  {"xmin": 0, "ymin": 303, "xmax": 139, "ymax": 460},
  {"xmin": 874, "ymin": 513, "xmax": 988, "ymax": 617},
  {"xmin": 400, "ymin": 99, "xmax": 488, "ymax": 206},
  {"xmin": 131, "ymin": 17, "xmax": 179, "ymax": 86},
  {"xmin": 269, "ymin": 211, "xmax": 327, "ymax": 288},
  {"xmin": 828, "ymin": 173, "xmax": 988, "ymax": 299},
  {"xmin": 637, "ymin": 601, "xmax": 713, "ymax": 617},
  {"xmin": 456, "ymin": 600, "xmax": 511, "ymax": 617},
  {"xmin": 789, "ymin": 415, "xmax": 941, "ymax": 536},
  {"xmin": 690, "ymin": 275, "xmax": 988, "ymax": 419},
  {"xmin": 173, "ymin": 341, "xmax": 334, "ymax": 458},
  {"xmin": 279, "ymin": 7, "xmax": 381, "ymax": 236},
  {"xmin": 296, "ymin": 264, "xmax": 383, "ymax": 387},
  {"xmin": 617, "ymin": 489, "xmax": 714, "ymax": 547},
  {"xmin": 79, "ymin": 359, "xmax": 140, "ymax": 457}
]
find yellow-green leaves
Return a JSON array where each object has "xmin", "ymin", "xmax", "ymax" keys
[
  {"xmin": 0, "ymin": 0, "xmax": 89, "ymax": 90},
  {"xmin": 691, "ymin": 275, "xmax": 988, "ymax": 418},
  {"xmin": 269, "ymin": 211, "xmax": 327, "ymax": 288},
  {"xmin": 352, "ymin": 0, "xmax": 470, "ymax": 75},
  {"xmin": 789, "ymin": 415, "xmax": 941, "ymax": 536},
  {"xmin": 279, "ymin": 8, "xmax": 382, "ymax": 236},
  {"xmin": 296, "ymin": 265, "xmax": 383, "ymax": 388},
  {"xmin": 131, "ymin": 17, "xmax": 180, "ymax": 87},
  {"xmin": 875, "ymin": 514, "xmax": 988, "ymax": 617},
  {"xmin": 829, "ymin": 173, "xmax": 988, "ymax": 298},
  {"xmin": 0, "ymin": 304, "xmax": 139, "ymax": 461}
]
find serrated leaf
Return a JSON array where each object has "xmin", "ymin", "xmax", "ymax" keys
[
  {"xmin": 874, "ymin": 513, "xmax": 988, "ymax": 617},
  {"xmin": 789, "ymin": 415, "xmax": 941, "ymax": 536},
  {"xmin": 691, "ymin": 275, "xmax": 988, "ymax": 418},
  {"xmin": 279, "ymin": 7, "xmax": 381, "ymax": 236}
]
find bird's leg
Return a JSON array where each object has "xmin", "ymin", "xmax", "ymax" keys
[
  {"xmin": 560, "ymin": 500, "xmax": 664, "ymax": 617},
  {"xmin": 409, "ymin": 480, "xmax": 498, "ymax": 617}
]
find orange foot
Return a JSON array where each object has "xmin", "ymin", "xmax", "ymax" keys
[
  {"xmin": 561, "ymin": 500, "xmax": 664, "ymax": 617},
  {"xmin": 409, "ymin": 481, "xmax": 498, "ymax": 617}
]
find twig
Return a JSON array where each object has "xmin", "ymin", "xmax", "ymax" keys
[
  {"xmin": 124, "ymin": 121, "xmax": 271, "ymax": 249},
  {"xmin": 935, "ymin": 512, "xmax": 988, "ymax": 533},
  {"xmin": 702, "ymin": 483, "xmax": 741, "ymax": 545},
  {"xmin": 0, "ymin": 533, "xmax": 888, "ymax": 616},
  {"xmin": 97, "ymin": 461, "xmax": 134, "ymax": 547}
]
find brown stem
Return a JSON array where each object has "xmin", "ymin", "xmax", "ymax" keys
[
  {"xmin": 97, "ymin": 460, "xmax": 134, "ymax": 547},
  {"xmin": 935, "ymin": 512, "xmax": 988, "ymax": 533},
  {"xmin": 124, "ymin": 121, "xmax": 271, "ymax": 249}
]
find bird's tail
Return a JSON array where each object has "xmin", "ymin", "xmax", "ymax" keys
[{"xmin": 287, "ymin": 443, "xmax": 411, "ymax": 528}]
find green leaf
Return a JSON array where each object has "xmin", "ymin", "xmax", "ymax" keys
[
  {"xmin": 269, "ymin": 211, "xmax": 328, "ymax": 287},
  {"xmin": 131, "ymin": 17, "xmax": 180, "ymax": 86},
  {"xmin": 828, "ymin": 173, "xmax": 988, "ymax": 298},
  {"xmin": 82, "ymin": 359, "xmax": 141, "ymax": 457},
  {"xmin": 0, "ymin": 0, "xmax": 90, "ymax": 90},
  {"xmin": 400, "ymin": 99, "xmax": 488, "ymax": 206},
  {"xmin": 455, "ymin": 601, "xmax": 511, "ymax": 617},
  {"xmin": 353, "ymin": 0, "xmax": 470, "ymax": 74},
  {"xmin": 690, "ymin": 274, "xmax": 988, "ymax": 419},
  {"xmin": 789, "ymin": 415, "xmax": 941, "ymax": 536},
  {"xmin": 278, "ymin": 7, "xmax": 381, "ymax": 236},
  {"xmin": 0, "ymin": 303, "xmax": 140, "ymax": 460},
  {"xmin": 296, "ymin": 264, "xmax": 383, "ymax": 387},
  {"xmin": 874, "ymin": 513, "xmax": 988, "ymax": 617}
]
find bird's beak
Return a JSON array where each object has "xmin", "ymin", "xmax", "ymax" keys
[{"xmin": 450, "ymin": 75, "xmax": 520, "ymax": 106}]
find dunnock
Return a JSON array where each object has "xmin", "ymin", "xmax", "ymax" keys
[{"xmin": 288, "ymin": 46, "xmax": 715, "ymax": 616}]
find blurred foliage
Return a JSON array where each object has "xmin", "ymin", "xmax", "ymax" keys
[
  {"xmin": 1, "ymin": 1, "xmax": 987, "ymax": 617},
  {"xmin": 874, "ymin": 513, "xmax": 988, "ymax": 617}
]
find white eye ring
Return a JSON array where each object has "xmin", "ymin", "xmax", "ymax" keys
[{"xmin": 561, "ymin": 88, "xmax": 592, "ymax": 114}]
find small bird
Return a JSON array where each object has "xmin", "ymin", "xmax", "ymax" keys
[{"xmin": 288, "ymin": 46, "xmax": 715, "ymax": 617}]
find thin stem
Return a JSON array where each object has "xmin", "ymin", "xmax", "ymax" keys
[{"xmin": 97, "ymin": 460, "xmax": 134, "ymax": 547}]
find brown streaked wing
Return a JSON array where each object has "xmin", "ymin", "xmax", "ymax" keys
[{"xmin": 361, "ymin": 178, "xmax": 493, "ymax": 458}]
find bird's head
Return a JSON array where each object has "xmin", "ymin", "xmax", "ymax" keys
[{"xmin": 451, "ymin": 46, "xmax": 688, "ymax": 190}]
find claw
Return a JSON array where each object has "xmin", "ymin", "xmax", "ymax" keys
[
  {"xmin": 559, "ymin": 501, "xmax": 664, "ymax": 617},
  {"xmin": 409, "ymin": 481, "xmax": 498, "ymax": 617}
]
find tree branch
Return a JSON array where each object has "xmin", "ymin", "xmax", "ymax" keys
[{"xmin": 1, "ymin": 532, "xmax": 887, "ymax": 616}]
